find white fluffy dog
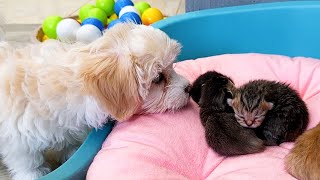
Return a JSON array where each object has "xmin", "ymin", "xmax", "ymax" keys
[{"xmin": 0, "ymin": 22, "xmax": 190, "ymax": 180}]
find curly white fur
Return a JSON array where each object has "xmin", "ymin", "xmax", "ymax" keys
[{"xmin": 0, "ymin": 23, "xmax": 190, "ymax": 180}]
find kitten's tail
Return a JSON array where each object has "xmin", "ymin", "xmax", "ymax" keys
[{"xmin": 285, "ymin": 123, "xmax": 320, "ymax": 180}]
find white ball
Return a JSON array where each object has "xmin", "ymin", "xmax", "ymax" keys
[
  {"xmin": 56, "ymin": 18, "xmax": 80, "ymax": 43},
  {"xmin": 76, "ymin": 24, "xmax": 102, "ymax": 44},
  {"xmin": 119, "ymin": 6, "xmax": 140, "ymax": 18}
]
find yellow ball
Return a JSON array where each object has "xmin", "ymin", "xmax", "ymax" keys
[
  {"xmin": 141, "ymin": 8, "xmax": 164, "ymax": 25},
  {"xmin": 109, "ymin": 13, "xmax": 118, "ymax": 20},
  {"xmin": 42, "ymin": 35, "xmax": 49, "ymax": 42}
]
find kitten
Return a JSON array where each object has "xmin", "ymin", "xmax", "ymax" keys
[
  {"xmin": 190, "ymin": 71, "xmax": 265, "ymax": 156},
  {"xmin": 227, "ymin": 80, "xmax": 309, "ymax": 146}
]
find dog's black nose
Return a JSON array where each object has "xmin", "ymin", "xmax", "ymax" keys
[{"xmin": 185, "ymin": 85, "xmax": 192, "ymax": 93}]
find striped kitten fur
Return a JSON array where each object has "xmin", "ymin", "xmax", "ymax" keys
[{"xmin": 228, "ymin": 80, "xmax": 309, "ymax": 146}]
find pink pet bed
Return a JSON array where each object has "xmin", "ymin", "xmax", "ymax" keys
[{"xmin": 87, "ymin": 53, "xmax": 320, "ymax": 179}]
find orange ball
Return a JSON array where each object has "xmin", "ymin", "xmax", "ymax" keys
[{"xmin": 141, "ymin": 8, "xmax": 164, "ymax": 25}]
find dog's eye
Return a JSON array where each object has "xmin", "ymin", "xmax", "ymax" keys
[{"xmin": 153, "ymin": 73, "xmax": 164, "ymax": 84}]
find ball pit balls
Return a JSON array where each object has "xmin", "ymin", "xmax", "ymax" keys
[
  {"xmin": 119, "ymin": 6, "xmax": 140, "ymax": 18},
  {"xmin": 107, "ymin": 18, "xmax": 112, "ymax": 25},
  {"xmin": 134, "ymin": 1, "xmax": 151, "ymax": 15},
  {"xmin": 88, "ymin": 8, "xmax": 108, "ymax": 25},
  {"xmin": 109, "ymin": 13, "xmax": 118, "ymax": 20},
  {"xmin": 96, "ymin": 0, "xmax": 115, "ymax": 16},
  {"xmin": 107, "ymin": 19, "xmax": 123, "ymax": 29},
  {"xmin": 82, "ymin": 18, "xmax": 104, "ymax": 31},
  {"xmin": 120, "ymin": 12, "xmax": 142, "ymax": 24},
  {"xmin": 42, "ymin": 16, "xmax": 63, "ymax": 39},
  {"xmin": 42, "ymin": 35, "xmax": 49, "ymax": 42},
  {"xmin": 56, "ymin": 18, "xmax": 81, "ymax": 43},
  {"xmin": 40, "ymin": 1, "xmax": 166, "ymax": 43},
  {"xmin": 79, "ymin": 4, "xmax": 95, "ymax": 22},
  {"xmin": 141, "ymin": 7, "xmax": 163, "ymax": 25},
  {"xmin": 76, "ymin": 24, "xmax": 102, "ymax": 43},
  {"xmin": 76, "ymin": 18, "xmax": 82, "ymax": 24},
  {"xmin": 114, "ymin": 0, "xmax": 134, "ymax": 16},
  {"xmin": 107, "ymin": 13, "xmax": 118, "ymax": 25}
]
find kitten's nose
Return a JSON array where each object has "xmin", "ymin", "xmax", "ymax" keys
[
  {"xmin": 245, "ymin": 120, "xmax": 253, "ymax": 126},
  {"xmin": 185, "ymin": 84, "xmax": 192, "ymax": 93}
]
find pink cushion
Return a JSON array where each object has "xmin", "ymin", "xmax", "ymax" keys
[{"xmin": 87, "ymin": 53, "xmax": 320, "ymax": 180}]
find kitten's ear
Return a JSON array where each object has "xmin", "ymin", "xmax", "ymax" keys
[
  {"xmin": 227, "ymin": 98, "xmax": 233, "ymax": 107},
  {"xmin": 267, "ymin": 102, "xmax": 274, "ymax": 110}
]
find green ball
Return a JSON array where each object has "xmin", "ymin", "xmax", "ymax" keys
[
  {"xmin": 87, "ymin": 7, "xmax": 108, "ymax": 25},
  {"xmin": 42, "ymin": 15, "xmax": 63, "ymax": 39},
  {"xmin": 134, "ymin": 1, "xmax": 151, "ymax": 15},
  {"xmin": 79, "ymin": 4, "xmax": 95, "ymax": 22},
  {"xmin": 107, "ymin": 18, "xmax": 112, "ymax": 25},
  {"xmin": 96, "ymin": 0, "xmax": 115, "ymax": 17}
]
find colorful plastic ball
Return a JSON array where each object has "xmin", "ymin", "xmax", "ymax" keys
[
  {"xmin": 82, "ymin": 18, "xmax": 104, "ymax": 31},
  {"xmin": 107, "ymin": 19, "xmax": 123, "ymax": 29},
  {"xmin": 107, "ymin": 18, "xmax": 113, "ymax": 25},
  {"xmin": 76, "ymin": 18, "xmax": 82, "ymax": 24},
  {"xmin": 79, "ymin": 4, "xmax": 95, "ymax": 22},
  {"xmin": 114, "ymin": 0, "xmax": 134, "ymax": 16},
  {"xmin": 56, "ymin": 18, "xmax": 81, "ymax": 43},
  {"xmin": 120, "ymin": 12, "xmax": 142, "ymax": 24},
  {"xmin": 134, "ymin": 1, "xmax": 151, "ymax": 15},
  {"xmin": 119, "ymin": 6, "xmax": 140, "ymax": 18},
  {"xmin": 42, "ymin": 35, "xmax": 49, "ymax": 42},
  {"xmin": 96, "ymin": 0, "xmax": 115, "ymax": 16},
  {"xmin": 87, "ymin": 8, "xmax": 108, "ymax": 25},
  {"xmin": 109, "ymin": 13, "xmax": 118, "ymax": 20},
  {"xmin": 76, "ymin": 24, "xmax": 102, "ymax": 43},
  {"xmin": 42, "ymin": 15, "xmax": 63, "ymax": 39},
  {"xmin": 141, "ymin": 8, "xmax": 164, "ymax": 25}
]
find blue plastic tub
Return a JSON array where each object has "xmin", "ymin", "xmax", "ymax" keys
[{"xmin": 39, "ymin": 1, "xmax": 320, "ymax": 179}]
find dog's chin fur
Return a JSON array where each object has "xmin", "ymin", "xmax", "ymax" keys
[{"xmin": 0, "ymin": 22, "xmax": 190, "ymax": 180}]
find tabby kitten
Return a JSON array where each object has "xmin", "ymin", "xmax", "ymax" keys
[
  {"xmin": 227, "ymin": 80, "xmax": 309, "ymax": 146},
  {"xmin": 190, "ymin": 71, "xmax": 265, "ymax": 156}
]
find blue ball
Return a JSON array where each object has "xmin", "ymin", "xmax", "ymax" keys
[
  {"xmin": 107, "ymin": 19, "xmax": 124, "ymax": 29},
  {"xmin": 114, "ymin": 0, "xmax": 134, "ymax": 16},
  {"xmin": 120, "ymin": 12, "xmax": 142, "ymax": 24},
  {"xmin": 82, "ymin": 18, "xmax": 104, "ymax": 31}
]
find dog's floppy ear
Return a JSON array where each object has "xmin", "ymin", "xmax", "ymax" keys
[{"xmin": 78, "ymin": 53, "xmax": 140, "ymax": 121}]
